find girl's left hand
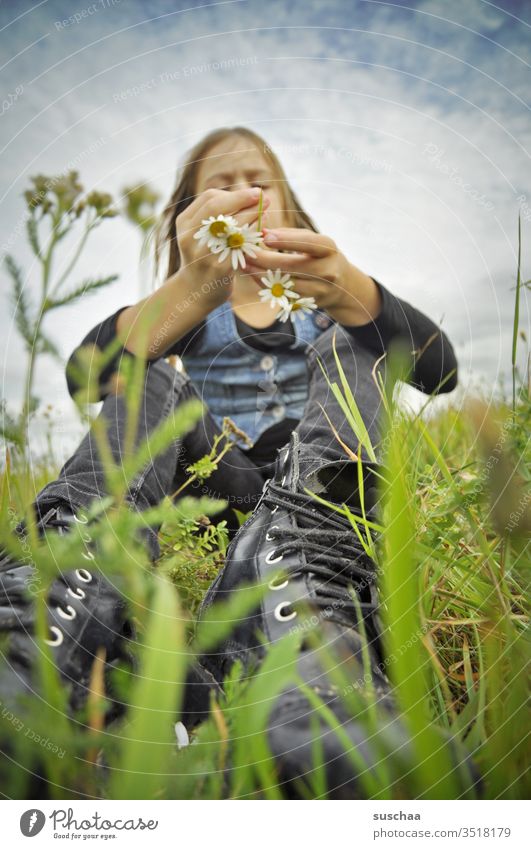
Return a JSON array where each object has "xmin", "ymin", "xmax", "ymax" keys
[{"xmin": 245, "ymin": 227, "xmax": 382, "ymax": 326}]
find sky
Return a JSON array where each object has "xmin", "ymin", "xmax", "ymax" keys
[{"xmin": 1, "ymin": 0, "xmax": 530, "ymax": 459}]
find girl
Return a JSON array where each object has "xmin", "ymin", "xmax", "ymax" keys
[
  {"xmin": 1, "ymin": 127, "xmax": 469, "ymax": 799},
  {"xmin": 37, "ymin": 125, "xmax": 456, "ymax": 530}
]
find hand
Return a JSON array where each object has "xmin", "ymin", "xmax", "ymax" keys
[
  {"xmin": 118, "ymin": 187, "xmax": 269, "ymax": 357},
  {"xmin": 175, "ymin": 186, "xmax": 270, "ymax": 312},
  {"xmin": 245, "ymin": 227, "xmax": 382, "ymax": 326}
]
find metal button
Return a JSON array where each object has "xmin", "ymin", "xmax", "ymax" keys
[
  {"xmin": 260, "ymin": 355, "xmax": 274, "ymax": 371},
  {"xmin": 272, "ymin": 404, "xmax": 285, "ymax": 418}
]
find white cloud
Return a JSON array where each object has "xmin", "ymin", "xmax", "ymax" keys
[{"xmin": 1, "ymin": 0, "xmax": 529, "ymax": 453}]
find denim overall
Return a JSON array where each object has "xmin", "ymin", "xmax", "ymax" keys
[{"xmin": 182, "ymin": 302, "xmax": 333, "ymax": 446}]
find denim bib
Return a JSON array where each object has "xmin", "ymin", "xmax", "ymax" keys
[{"xmin": 182, "ymin": 302, "xmax": 332, "ymax": 446}]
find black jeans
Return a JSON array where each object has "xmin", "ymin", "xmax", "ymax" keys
[{"xmin": 36, "ymin": 326, "xmax": 384, "ymax": 552}]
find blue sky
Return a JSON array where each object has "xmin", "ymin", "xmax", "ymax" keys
[{"xmin": 1, "ymin": 0, "xmax": 530, "ymax": 455}]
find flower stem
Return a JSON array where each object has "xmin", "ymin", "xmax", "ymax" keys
[{"xmin": 257, "ymin": 188, "xmax": 264, "ymax": 233}]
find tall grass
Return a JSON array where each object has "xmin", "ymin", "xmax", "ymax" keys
[{"xmin": 0, "ymin": 241, "xmax": 529, "ymax": 800}]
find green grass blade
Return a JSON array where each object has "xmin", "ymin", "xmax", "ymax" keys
[{"xmin": 109, "ymin": 575, "xmax": 185, "ymax": 799}]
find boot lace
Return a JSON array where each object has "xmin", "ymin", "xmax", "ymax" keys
[{"xmin": 262, "ymin": 479, "xmax": 379, "ymax": 630}]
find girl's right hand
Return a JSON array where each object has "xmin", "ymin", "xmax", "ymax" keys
[
  {"xmin": 116, "ymin": 187, "xmax": 269, "ymax": 360},
  {"xmin": 175, "ymin": 186, "xmax": 269, "ymax": 312}
]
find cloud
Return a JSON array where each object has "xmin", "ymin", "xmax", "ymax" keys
[{"xmin": 1, "ymin": 0, "xmax": 529, "ymax": 451}]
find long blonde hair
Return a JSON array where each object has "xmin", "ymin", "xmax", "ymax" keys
[{"xmin": 154, "ymin": 126, "xmax": 318, "ymax": 281}]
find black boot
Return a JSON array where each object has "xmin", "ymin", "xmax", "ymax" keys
[
  {"xmin": 199, "ymin": 432, "xmax": 479, "ymax": 798},
  {"xmin": 0, "ymin": 503, "xmax": 135, "ymax": 718},
  {"xmin": 199, "ymin": 433, "xmax": 384, "ymax": 680},
  {"xmin": 0, "ymin": 504, "xmax": 220, "ymax": 728}
]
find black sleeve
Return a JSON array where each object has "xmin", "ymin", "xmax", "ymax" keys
[
  {"xmin": 65, "ymin": 306, "xmax": 204, "ymax": 401},
  {"xmin": 341, "ymin": 278, "xmax": 458, "ymax": 394}
]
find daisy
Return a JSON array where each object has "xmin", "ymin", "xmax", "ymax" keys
[
  {"xmin": 193, "ymin": 214, "xmax": 238, "ymax": 251},
  {"xmin": 276, "ymin": 295, "xmax": 318, "ymax": 323},
  {"xmin": 258, "ymin": 268, "xmax": 298, "ymax": 309},
  {"xmin": 213, "ymin": 223, "xmax": 263, "ymax": 270}
]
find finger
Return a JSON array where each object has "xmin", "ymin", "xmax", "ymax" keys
[
  {"xmin": 235, "ymin": 205, "xmax": 270, "ymax": 230},
  {"xmin": 262, "ymin": 228, "xmax": 334, "ymax": 257},
  {"xmin": 195, "ymin": 186, "xmax": 264, "ymax": 221},
  {"xmin": 246, "ymin": 245, "xmax": 313, "ymax": 270},
  {"xmin": 241, "ymin": 266, "xmax": 268, "ymax": 285}
]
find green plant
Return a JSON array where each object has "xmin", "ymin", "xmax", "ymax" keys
[
  {"xmin": 3, "ymin": 170, "xmax": 119, "ymax": 449},
  {"xmin": 0, "ymin": 217, "xmax": 528, "ymax": 801}
]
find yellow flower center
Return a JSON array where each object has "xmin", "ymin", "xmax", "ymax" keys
[
  {"xmin": 209, "ymin": 220, "xmax": 228, "ymax": 237},
  {"xmin": 227, "ymin": 232, "xmax": 245, "ymax": 248},
  {"xmin": 290, "ymin": 301, "xmax": 302, "ymax": 311},
  {"xmin": 270, "ymin": 283, "xmax": 285, "ymax": 297}
]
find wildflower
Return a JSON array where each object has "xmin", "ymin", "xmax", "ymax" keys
[
  {"xmin": 222, "ymin": 415, "xmax": 254, "ymax": 447},
  {"xmin": 122, "ymin": 182, "xmax": 161, "ymax": 233},
  {"xmin": 54, "ymin": 171, "xmax": 84, "ymax": 213},
  {"xmin": 277, "ymin": 295, "xmax": 317, "ymax": 323},
  {"xmin": 24, "ymin": 175, "xmax": 54, "ymax": 213},
  {"xmin": 193, "ymin": 214, "xmax": 238, "ymax": 251},
  {"xmin": 213, "ymin": 223, "xmax": 262, "ymax": 270},
  {"xmin": 258, "ymin": 268, "xmax": 298, "ymax": 309},
  {"xmin": 85, "ymin": 191, "xmax": 117, "ymax": 218}
]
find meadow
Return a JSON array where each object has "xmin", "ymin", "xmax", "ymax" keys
[{"xmin": 0, "ymin": 174, "xmax": 528, "ymax": 799}]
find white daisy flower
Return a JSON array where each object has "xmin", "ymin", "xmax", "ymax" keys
[
  {"xmin": 193, "ymin": 214, "xmax": 238, "ymax": 251},
  {"xmin": 258, "ymin": 268, "xmax": 298, "ymax": 309},
  {"xmin": 276, "ymin": 295, "xmax": 318, "ymax": 323},
  {"xmin": 213, "ymin": 223, "xmax": 263, "ymax": 270}
]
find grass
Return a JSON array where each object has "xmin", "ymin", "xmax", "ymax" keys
[
  {"xmin": 0, "ymin": 372, "xmax": 528, "ymax": 799},
  {"xmin": 0, "ymin": 246, "xmax": 529, "ymax": 801}
]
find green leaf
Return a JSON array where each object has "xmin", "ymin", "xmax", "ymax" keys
[
  {"xmin": 511, "ymin": 215, "xmax": 522, "ymax": 413},
  {"xmin": 109, "ymin": 575, "xmax": 185, "ymax": 799},
  {"xmin": 0, "ymin": 399, "xmax": 24, "ymax": 448},
  {"xmin": 117, "ymin": 398, "xmax": 204, "ymax": 491},
  {"xmin": 317, "ymin": 356, "xmax": 377, "ymax": 462},
  {"xmin": 230, "ymin": 629, "xmax": 302, "ymax": 798},
  {"xmin": 45, "ymin": 275, "xmax": 118, "ymax": 310},
  {"xmin": 379, "ymin": 402, "xmax": 468, "ymax": 799},
  {"xmin": 233, "ymin": 508, "xmax": 252, "ymax": 526},
  {"xmin": 192, "ymin": 580, "xmax": 267, "ymax": 655},
  {"xmin": 26, "ymin": 215, "xmax": 41, "ymax": 258},
  {"xmin": 5, "ymin": 254, "xmax": 34, "ymax": 348}
]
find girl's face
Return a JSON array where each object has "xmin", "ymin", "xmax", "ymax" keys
[{"xmin": 193, "ymin": 134, "xmax": 290, "ymax": 230}]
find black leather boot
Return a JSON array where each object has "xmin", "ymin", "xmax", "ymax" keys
[
  {"xmin": 199, "ymin": 432, "xmax": 479, "ymax": 798},
  {"xmin": 0, "ymin": 504, "xmax": 219, "ymax": 728},
  {"xmin": 0, "ymin": 504, "xmax": 135, "ymax": 718}
]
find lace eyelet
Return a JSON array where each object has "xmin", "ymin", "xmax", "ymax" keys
[
  {"xmin": 265, "ymin": 549, "xmax": 283, "ymax": 565},
  {"xmin": 268, "ymin": 576, "xmax": 289, "ymax": 591},
  {"xmin": 265, "ymin": 525, "xmax": 279, "ymax": 542},
  {"xmin": 80, "ymin": 531, "xmax": 91, "ymax": 543},
  {"xmin": 56, "ymin": 604, "xmax": 76, "ymax": 621},
  {"xmin": 73, "ymin": 512, "xmax": 88, "ymax": 524},
  {"xmin": 44, "ymin": 625, "xmax": 64, "ymax": 646},
  {"xmin": 270, "ymin": 506, "xmax": 278, "ymax": 515},
  {"xmin": 76, "ymin": 568, "xmax": 93, "ymax": 583},
  {"xmin": 274, "ymin": 601, "xmax": 297, "ymax": 622},
  {"xmin": 81, "ymin": 551, "xmax": 95, "ymax": 562},
  {"xmin": 67, "ymin": 586, "xmax": 85, "ymax": 600}
]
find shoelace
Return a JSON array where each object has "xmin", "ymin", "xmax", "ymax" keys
[{"xmin": 262, "ymin": 480, "xmax": 379, "ymax": 625}]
